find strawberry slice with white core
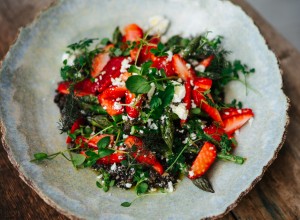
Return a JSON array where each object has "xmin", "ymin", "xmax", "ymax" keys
[
  {"xmin": 188, "ymin": 142, "xmax": 217, "ymax": 179},
  {"xmin": 223, "ymin": 112, "xmax": 254, "ymax": 135},
  {"xmin": 172, "ymin": 54, "xmax": 195, "ymax": 81}
]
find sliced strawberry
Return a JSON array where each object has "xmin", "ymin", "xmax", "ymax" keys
[
  {"xmin": 193, "ymin": 89, "xmax": 223, "ymax": 126},
  {"xmin": 124, "ymin": 23, "xmax": 143, "ymax": 42},
  {"xmin": 74, "ymin": 78, "xmax": 99, "ymax": 95},
  {"xmin": 98, "ymin": 98, "xmax": 124, "ymax": 116},
  {"xmin": 172, "ymin": 54, "xmax": 195, "ymax": 81},
  {"xmin": 194, "ymin": 77, "xmax": 212, "ymax": 92},
  {"xmin": 57, "ymin": 81, "xmax": 70, "ymax": 95},
  {"xmin": 125, "ymin": 92, "xmax": 143, "ymax": 118},
  {"xmin": 223, "ymin": 112, "xmax": 254, "ymax": 135},
  {"xmin": 203, "ymin": 125, "xmax": 226, "ymax": 142},
  {"xmin": 80, "ymin": 149, "xmax": 125, "ymax": 165},
  {"xmin": 136, "ymin": 37, "xmax": 159, "ymax": 63},
  {"xmin": 75, "ymin": 134, "xmax": 114, "ymax": 150},
  {"xmin": 98, "ymin": 86, "xmax": 127, "ymax": 116},
  {"xmin": 200, "ymin": 55, "xmax": 214, "ymax": 68},
  {"xmin": 124, "ymin": 136, "xmax": 164, "ymax": 175},
  {"xmin": 188, "ymin": 142, "xmax": 217, "ymax": 179},
  {"xmin": 221, "ymin": 107, "xmax": 254, "ymax": 120},
  {"xmin": 66, "ymin": 118, "xmax": 84, "ymax": 144},
  {"xmin": 181, "ymin": 80, "xmax": 192, "ymax": 125},
  {"xmin": 151, "ymin": 55, "xmax": 176, "ymax": 77},
  {"xmin": 96, "ymin": 151, "xmax": 126, "ymax": 165},
  {"xmin": 99, "ymin": 86, "xmax": 127, "ymax": 100},
  {"xmin": 90, "ymin": 44, "xmax": 113, "ymax": 78},
  {"xmin": 96, "ymin": 57, "xmax": 126, "ymax": 93},
  {"xmin": 57, "ymin": 79, "xmax": 98, "ymax": 97}
]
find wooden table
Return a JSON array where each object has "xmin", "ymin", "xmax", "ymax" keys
[{"xmin": 0, "ymin": 0, "xmax": 299, "ymax": 219}]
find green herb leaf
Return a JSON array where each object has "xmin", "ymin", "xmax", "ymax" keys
[
  {"xmin": 136, "ymin": 182, "xmax": 149, "ymax": 195},
  {"xmin": 161, "ymin": 84, "xmax": 175, "ymax": 108},
  {"xmin": 96, "ymin": 181, "xmax": 103, "ymax": 188},
  {"xmin": 126, "ymin": 75, "xmax": 151, "ymax": 94},
  {"xmin": 71, "ymin": 153, "xmax": 86, "ymax": 166},
  {"xmin": 97, "ymin": 136, "xmax": 111, "ymax": 149},
  {"xmin": 98, "ymin": 149, "xmax": 114, "ymax": 158},
  {"xmin": 121, "ymin": 202, "xmax": 132, "ymax": 207},
  {"xmin": 150, "ymin": 96, "xmax": 162, "ymax": 109},
  {"xmin": 33, "ymin": 153, "xmax": 48, "ymax": 161}
]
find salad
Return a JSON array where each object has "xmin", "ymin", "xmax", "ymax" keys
[{"xmin": 33, "ymin": 18, "xmax": 255, "ymax": 206}]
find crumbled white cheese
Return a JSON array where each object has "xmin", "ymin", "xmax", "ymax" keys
[
  {"xmin": 110, "ymin": 163, "xmax": 117, "ymax": 171},
  {"xmin": 120, "ymin": 57, "xmax": 132, "ymax": 73},
  {"xmin": 195, "ymin": 64, "xmax": 206, "ymax": 72},
  {"xmin": 113, "ymin": 102, "xmax": 122, "ymax": 110},
  {"xmin": 190, "ymin": 133, "xmax": 197, "ymax": 140},
  {"xmin": 188, "ymin": 170, "xmax": 194, "ymax": 177},
  {"xmin": 172, "ymin": 83, "xmax": 186, "ymax": 103},
  {"xmin": 186, "ymin": 63, "xmax": 191, "ymax": 69},
  {"xmin": 123, "ymin": 134, "xmax": 129, "ymax": 139},
  {"xmin": 191, "ymin": 100, "xmax": 197, "ymax": 108},
  {"xmin": 182, "ymin": 137, "xmax": 189, "ymax": 144},
  {"xmin": 166, "ymin": 181, "xmax": 174, "ymax": 193},
  {"xmin": 166, "ymin": 51, "xmax": 173, "ymax": 62},
  {"xmin": 122, "ymin": 115, "xmax": 128, "ymax": 121},
  {"xmin": 111, "ymin": 77, "xmax": 125, "ymax": 87},
  {"xmin": 147, "ymin": 82, "xmax": 156, "ymax": 100},
  {"xmin": 125, "ymin": 183, "xmax": 132, "ymax": 188},
  {"xmin": 170, "ymin": 103, "xmax": 188, "ymax": 120},
  {"xmin": 148, "ymin": 15, "xmax": 170, "ymax": 35}
]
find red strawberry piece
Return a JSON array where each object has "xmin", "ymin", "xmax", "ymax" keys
[
  {"xmin": 180, "ymin": 80, "xmax": 192, "ymax": 125},
  {"xmin": 99, "ymin": 98, "xmax": 124, "ymax": 116},
  {"xmin": 99, "ymin": 86, "xmax": 127, "ymax": 100},
  {"xmin": 136, "ymin": 37, "xmax": 160, "ymax": 63},
  {"xmin": 125, "ymin": 91, "xmax": 143, "ymax": 118},
  {"xmin": 96, "ymin": 151, "xmax": 126, "ymax": 165},
  {"xmin": 199, "ymin": 55, "xmax": 214, "ymax": 68},
  {"xmin": 194, "ymin": 77, "xmax": 212, "ymax": 92},
  {"xmin": 221, "ymin": 107, "xmax": 254, "ymax": 120},
  {"xmin": 57, "ymin": 79, "xmax": 98, "ymax": 97},
  {"xmin": 90, "ymin": 44, "xmax": 113, "ymax": 78},
  {"xmin": 75, "ymin": 134, "xmax": 113, "ymax": 149},
  {"xmin": 192, "ymin": 89, "xmax": 223, "ymax": 126},
  {"xmin": 80, "ymin": 149, "xmax": 125, "ymax": 165},
  {"xmin": 74, "ymin": 78, "xmax": 99, "ymax": 95},
  {"xmin": 66, "ymin": 118, "xmax": 84, "ymax": 144},
  {"xmin": 172, "ymin": 54, "xmax": 195, "ymax": 81},
  {"xmin": 151, "ymin": 55, "xmax": 176, "ymax": 77},
  {"xmin": 124, "ymin": 23, "xmax": 143, "ymax": 42},
  {"xmin": 223, "ymin": 112, "xmax": 254, "ymax": 135},
  {"xmin": 96, "ymin": 57, "xmax": 126, "ymax": 93},
  {"xmin": 98, "ymin": 86, "xmax": 127, "ymax": 116},
  {"xmin": 203, "ymin": 125, "xmax": 226, "ymax": 142},
  {"xmin": 188, "ymin": 142, "xmax": 217, "ymax": 179},
  {"xmin": 124, "ymin": 136, "xmax": 164, "ymax": 175}
]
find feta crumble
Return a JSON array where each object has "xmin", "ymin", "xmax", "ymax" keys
[{"xmin": 148, "ymin": 15, "xmax": 170, "ymax": 35}]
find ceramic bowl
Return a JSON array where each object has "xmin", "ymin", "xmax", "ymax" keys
[{"xmin": 0, "ymin": 0, "xmax": 289, "ymax": 219}]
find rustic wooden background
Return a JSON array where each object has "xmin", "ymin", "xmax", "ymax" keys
[{"xmin": 0, "ymin": 0, "xmax": 299, "ymax": 219}]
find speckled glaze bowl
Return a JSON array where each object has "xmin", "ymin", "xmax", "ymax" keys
[{"xmin": 0, "ymin": 0, "xmax": 289, "ymax": 219}]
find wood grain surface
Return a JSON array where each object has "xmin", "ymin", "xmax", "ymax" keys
[{"xmin": 0, "ymin": 0, "xmax": 299, "ymax": 219}]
